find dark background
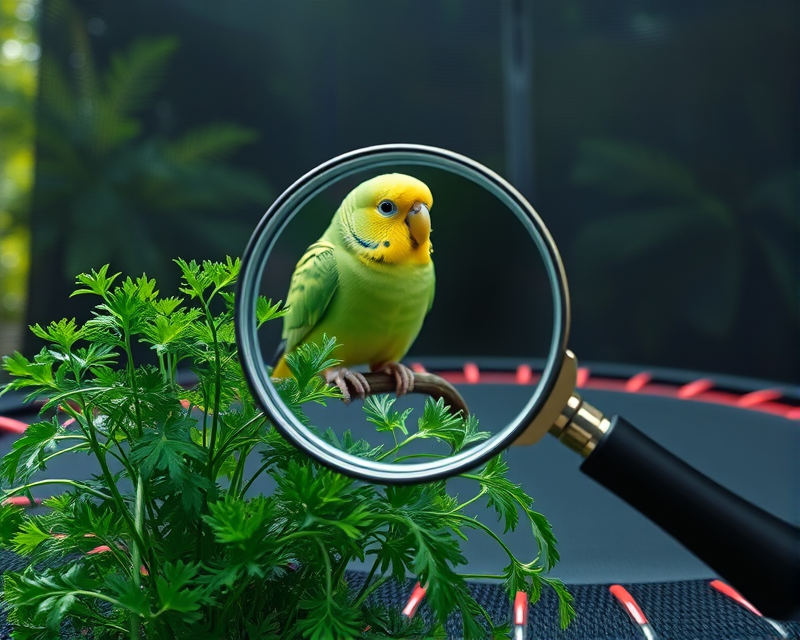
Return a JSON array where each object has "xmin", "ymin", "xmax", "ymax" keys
[{"xmin": 23, "ymin": 0, "xmax": 799, "ymax": 382}]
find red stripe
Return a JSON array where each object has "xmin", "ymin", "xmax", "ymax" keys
[
  {"xmin": 87, "ymin": 545, "xmax": 112, "ymax": 555},
  {"xmin": 410, "ymin": 362, "xmax": 427, "ymax": 374},
  {"xmin": 577, "ymin": 367, "xmax": 590, "ymax": 388},
  {"xmin": 513, "ymin": 591, "xmax": 528, "ymax": 626},
  {"xmin": 516, "ymin": 365, "xmax": 532, "ymax": 385},
  {"xmin": 402, "ymin": 582, "xmax": 427, "ymax": 618},
  {"xmin": 0, "ymin": 416, "xmax": 28, "ymax": 434},
  {"xmin": 738, "ymin": 389, "xmax": 782, "ymax": 407},
  {"xmin": 430, "ymin": 371, "xmax": 799, "ymax": 420},
  {"xmin": 463, "ymin": 363, "xmax": 480, "ymax": 384},
  {"xmin": 709, "ymin": 580, "xmax": 762, "ymax": 616},
  {"xmin": 678, "ymin": 378, "xmax": 714, "ymax": 399},
  {"xmin": 609, "ymin": 584, "xmax": 648, "ymax": 625},
  {"xmin": 625, "ymin": 373, "xmax": 652, "ymax": 393},
  {"xmin": 3, "ymin": 496, "xmax": 41, "ymax": 507}
]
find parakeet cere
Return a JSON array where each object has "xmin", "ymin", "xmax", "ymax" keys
[{"xmin": 272, "ymin": 173, "xmax": 435, "ymax": 401}]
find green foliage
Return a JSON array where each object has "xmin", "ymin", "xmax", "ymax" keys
[
  {"xmin": 571, "ymin": 138, "xmax": 799, "ymax": 352},
  {"xmin": 33, "ymin": 0, "xmax": 272, "ymax": 285},
  {"xmin": 0, "ymin": 258, "xmax": 572, "ymax": 639}
]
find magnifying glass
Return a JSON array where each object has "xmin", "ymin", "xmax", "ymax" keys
[{"xmin": 235, "ymin": 143, "xmax": 799, "ymax": 621}]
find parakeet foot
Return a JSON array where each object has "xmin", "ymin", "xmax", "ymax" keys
[
  {"xmin": 374, "ymin": 362, "xmax": 415, "ymax": 397},
  {"xmin": 324, "ymin": 367, "xmax": 371, "ymax": 403}
]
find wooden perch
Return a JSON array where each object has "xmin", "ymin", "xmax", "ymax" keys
[{"xmin": 359, "ymin": 371, "xmax": 469, "ymax": 417}]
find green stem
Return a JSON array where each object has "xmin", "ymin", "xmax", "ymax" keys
[
  {"xmin": 316, "ymin": 538, "xmax": 333, "ymax": 598},
  {"xmin": 39, "ymin": 443, "xmax": 92, "ymax": 466},
  {"xmin": 450, "ymin": 514, "xmax": 516, "ymax": 561},
  {"xmin": 227, "ymin": 445, "xmax": 251, "ymax": 498},
  {"xmin": 376, "ymin": 433, "xmax": 421, "ymax": 461},
  {"xmin": 352, "ymin": 555, "xmax": 381, "ymax": 605},
  {"xmin": 454, "ymin": 489, "xmax": 486, "ymax": 514},
  {"xmin": 392, "ymin": 453, "xmax": 449, "ymax": 463},
  {"xmin": 4, "ymin": 479, "xmax": 111, "ymax": 501},
  {"xmin": 123, "ymin": 331, "xmax": 144, "ymax": 438},
  {"xmin": 201, "ymin": 384, "xmax": 210, "ymax": 447},
  {"xmin": 157, "ymin": 351, "xmax": 167, "ymax": 384},
  {"xmin": 240, "ymin": 460, "xmax": 272, "ymax": 498},
  {"xmin": 210, "ymin": 413, "xmax": 265, "ymax": 469},
  {"xmin": 84, "ymin": 411, "xmax": 149, "ymax": 562},
  {"xmin": 353, "ymin": 576, "xmax": 389, "ymax": 609},
  {"xmin": 130, "ymin": 474, "xmax": 144, "ymax": 640},
  {"xmin": 457, "ymin": 573, "xmax": 504, "ymax": 580},
  {"xmin": 200, "ymin": 298, "xmax": 223, "ymax": 484}
]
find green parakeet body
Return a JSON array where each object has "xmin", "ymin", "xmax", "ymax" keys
[{"xmin": 273, "ymin": 174, "xmax": 435, "ymax": 398}]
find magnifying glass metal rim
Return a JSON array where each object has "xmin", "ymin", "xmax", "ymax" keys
[{"xmin": 235, "ymin": 143, "xmax": 570, "ymax": 484}]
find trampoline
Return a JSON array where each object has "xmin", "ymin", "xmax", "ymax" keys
[{"xmin": 1, "ymin": 359, "xmax": 797, "ymax": 639}]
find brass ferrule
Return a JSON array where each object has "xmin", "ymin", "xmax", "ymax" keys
[{"xmin": 549, "ymin": 393, "xmax": 611, "ymax": 458}]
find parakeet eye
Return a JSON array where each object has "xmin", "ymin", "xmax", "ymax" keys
[{"xmin": 378, "ymin": 200, "xmax": 397, "ymax": 216}]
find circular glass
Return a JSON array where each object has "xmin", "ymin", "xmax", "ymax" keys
[{"xmin": 235, "ymin": 143, "xmax": 570, "ymax": 484}]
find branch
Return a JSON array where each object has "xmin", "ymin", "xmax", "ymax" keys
[{"xmin": 359, "ymin": 372, "xmax": 469, "ymax": 416}]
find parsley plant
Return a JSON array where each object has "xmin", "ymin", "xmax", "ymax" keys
[{"xmin": 0, "ymin": 258, "xmax": 573, "ymax": 639}]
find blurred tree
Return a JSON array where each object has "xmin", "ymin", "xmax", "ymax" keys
[
  {"xmin": 0, "ymin": 0, "xmax": 40, "ymax": 350},
  {"xmin": 24, "ymin": 0, "xmax": 273, "ymax": 351},
  {"xmin": 570, "ymin": 138, "xmax": 798, "ymax": 358}
]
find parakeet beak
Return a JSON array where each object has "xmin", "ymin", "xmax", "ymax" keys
[{"xmin": 406, "ymin": 202, "xmax": 431, "ymax": 248}]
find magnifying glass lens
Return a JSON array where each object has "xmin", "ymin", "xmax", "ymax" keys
[{"xmin": 237, "ymin": 146, "xmax": 568, "ymax": 483}]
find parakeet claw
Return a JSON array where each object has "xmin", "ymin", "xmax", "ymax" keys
[
  {"xmin": 377, "ymin": 362, "xmax": 415, "ymax": 397},
  {"xmin": 324, "ymin": 367, "xmax": 371, "ymax": 403}
]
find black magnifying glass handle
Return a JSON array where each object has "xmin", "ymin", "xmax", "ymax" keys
[{"xmin": 555, "ymin": 406, "xmax": 800, "ymax": 621}]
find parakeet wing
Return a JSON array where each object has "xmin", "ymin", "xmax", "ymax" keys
[
  {"xmin": 427, "ymin": 265, "xmax": 436, "ymax": 313},
  {"xmin": 282, "ymin": 240, "xmax": 339, "ymax": 352}
]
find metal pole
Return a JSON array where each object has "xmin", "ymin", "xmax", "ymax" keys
[{"xmin": 501, "ymin": 0, "xmax": 534, "ymax": 200}]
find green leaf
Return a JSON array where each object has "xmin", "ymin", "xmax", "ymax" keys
[
  {"xmin": 452, "ymin": 414, "xmax": 491, "ymax": 453},
  {"xmin": 141, "ymin": 308, "xmax": 202, "ymax": 353},
  {"xmin": 104, "ymin": 573, "xmax": 150, "ymax": 616},
  {"xmin": 256, "ymin": 296, "xmax": 289, "ymax": 328},
  {"xmin": 129, "ymin": 412, "xmax": 204, "ymax": 482},
  {"xmin": 204, "ymin": 495, "xmax": 275, "ymax": 546},
  {"xmin": 0, "ymin": 418, "xmax": 62, "ymax": 485},
  {"xmin": 11, "ymin": 519, "xmax": 51, "ymax": 556},
  {"xmin": 29, "ymin": 319, "xmax": 86, "ymax": 351},
  {"xmin": 475, "ymin": 456, "xmax": 523, "ymax": 533},
  {"xmin": 295, "ymin": 593, "xmax": 362, "ymax": 640},
  {"xmin": 541, "ymin": 576, "xmax": 576, "ymax": 629},
  {"xmin": 0, "ymin": 504, "xmax": 25, "ymax": 547},
  {"xmin": 275, "ymin": 461, "xmax": 373, "ymax": 542},
  {"xmin": 321, "ymin": 429, "xmax": 384, "ymax": 460},
  {"xmin": 71, "ymin": 264, "xmax": 120, "ymax": 298},
  {"xmin": 363, "ymin": 395, "xmax": 411, "ymax": 436},
  {"xmin": 155, "ymin": 560, "xmax": 210, "ymax": 616},
  {"xmin": 283, "ymin": 334, "xmax": 341, "ymax": 392},
  {"xmin": 2, "ymin": 349, "xmax": 56, "ymax": 393},
  {"xmin": 416, "ymin": 397, "xmax": 465, "ymax": 450}
]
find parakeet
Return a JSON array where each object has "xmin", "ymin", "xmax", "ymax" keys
[{"xmin": 272, "ymin": 173, "xmax": 435, "ymax": 401}]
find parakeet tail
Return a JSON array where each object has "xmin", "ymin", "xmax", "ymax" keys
[
  {"xmin": 270, "ymin": 338, "xmax": 291, "ymax": 378},
  {"xmin": 272, "ymin": 355, "xmax": 291, "ymax": 378}
]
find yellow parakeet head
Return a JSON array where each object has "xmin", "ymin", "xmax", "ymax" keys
[{"xmin": 336, "ymin": 174, "xmax": 433, "ymax": 265}]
